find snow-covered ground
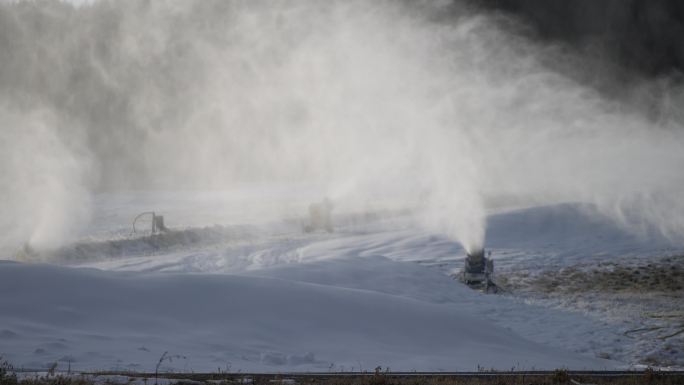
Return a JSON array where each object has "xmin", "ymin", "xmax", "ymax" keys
[{"xmin": 2, "ymin": 191, "xmax": 683, "ymax": 373}]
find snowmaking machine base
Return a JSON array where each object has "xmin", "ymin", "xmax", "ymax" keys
[{"xmin": 460, "ymin": 249, "xmax": 498, "ymax": 293}]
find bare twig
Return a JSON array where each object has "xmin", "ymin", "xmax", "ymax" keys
[
  {"xmin": 657, "ymin": 327, "xmax": 684, "ymax": 340},
  {"xmin": 155, "ymin": 351, "xmax": 168, "ymax": 385},
  {"xmin": 624, "ymin": 326, "xmax": 665, "ymax": 336},
  {"xmin": 642, "ymin": 311, "xmax": 684, "ymax": 319}
]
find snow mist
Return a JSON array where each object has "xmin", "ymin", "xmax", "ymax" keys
[{"xmin": 1, "ymin": 0, "xmax": 683, "ymax": 255}]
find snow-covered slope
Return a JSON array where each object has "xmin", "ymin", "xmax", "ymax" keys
[
  {"xmin": 2, "ymin": 194, "xmax": 682, "ymax": 372},
  {"xmin": 0, "ymin": 260, "xmax": 614, "ymax": 372},
  {"xmin": 485, "ymin": 203, "xmax": 680, "ymax": 271}
]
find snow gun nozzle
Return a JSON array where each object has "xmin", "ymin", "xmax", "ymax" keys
[{"xmin": 466, "ymin": 248, "xmax": 485, "ymax": 260}]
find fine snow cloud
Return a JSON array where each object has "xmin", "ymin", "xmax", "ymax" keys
[{"xmin": 1, "ymin": 0, "xmax": 683, "ymax": 254}]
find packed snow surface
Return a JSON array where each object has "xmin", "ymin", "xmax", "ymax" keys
[
  {"xmin": 0, "ymin": 259, "xmax": 611, "ymax": 373},
  {"xmin": 2, "ymin": 192, "xmax": 682, "ymax": 372}
]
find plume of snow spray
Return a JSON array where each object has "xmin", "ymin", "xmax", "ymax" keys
[{"xmin": 0, "ymin": 0, "xmax": 683, "ymax": 256}]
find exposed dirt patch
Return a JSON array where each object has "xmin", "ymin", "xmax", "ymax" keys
[
  {"xmin": 496, "ymin": 255, "xmax": 684, "ymax": 368},
  {"xmin": 498, "ymin": 255, "xmax": 684, "ymax": 295}
]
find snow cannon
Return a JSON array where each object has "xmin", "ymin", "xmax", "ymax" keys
[
  {"xmin": 132, "ymin": 211, "xmax": 169, "ymax": 235},
  {"xmin": 303, "ymin": 198, "xmax": 334, "ymax": 233},
  {"xmin": 462, "ymin": 248, "xmax": 496, "ymax": 292}
]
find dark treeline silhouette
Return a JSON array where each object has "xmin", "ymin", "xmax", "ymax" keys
[{"xmin": 475, "ymin": 0, "xmax": 684, "ymax": 78}]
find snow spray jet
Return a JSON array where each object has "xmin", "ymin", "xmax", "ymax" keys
[
  {"xmin": 1, "ymin": 0, "xmax": 684, "ymax": 257},
  {"xmin": 0, "ymin": 105, "xmax": 92, "ymax": 253}
]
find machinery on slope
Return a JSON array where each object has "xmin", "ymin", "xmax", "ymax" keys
[
  {"xmin": 303, "ymin": 198, "xmax": 334, "ymax": 233},
  {"xmin": 132, "ymin": 211, "xmax": 169, "ymax": 234},
  {"xmin": 462, "ymin": 248, "xmax": 497, "ymax": 293}
]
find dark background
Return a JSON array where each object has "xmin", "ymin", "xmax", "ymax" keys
[{"xmin": 474, "ymin": 0, "xmax": 684, "ymax": 79}]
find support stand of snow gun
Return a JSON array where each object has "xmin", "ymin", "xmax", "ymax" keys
[{"xmin": 132, "ymin": 211, "xmax": 169, "ymax": 235}]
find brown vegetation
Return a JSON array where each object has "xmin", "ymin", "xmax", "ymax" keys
[
  {"xmin": 9, "ymin": 371, "xmax": 684, "ymax": 385},
  {"xmin": 498, "ymin": 255, "xmax": 684, "ymax": 294}
]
